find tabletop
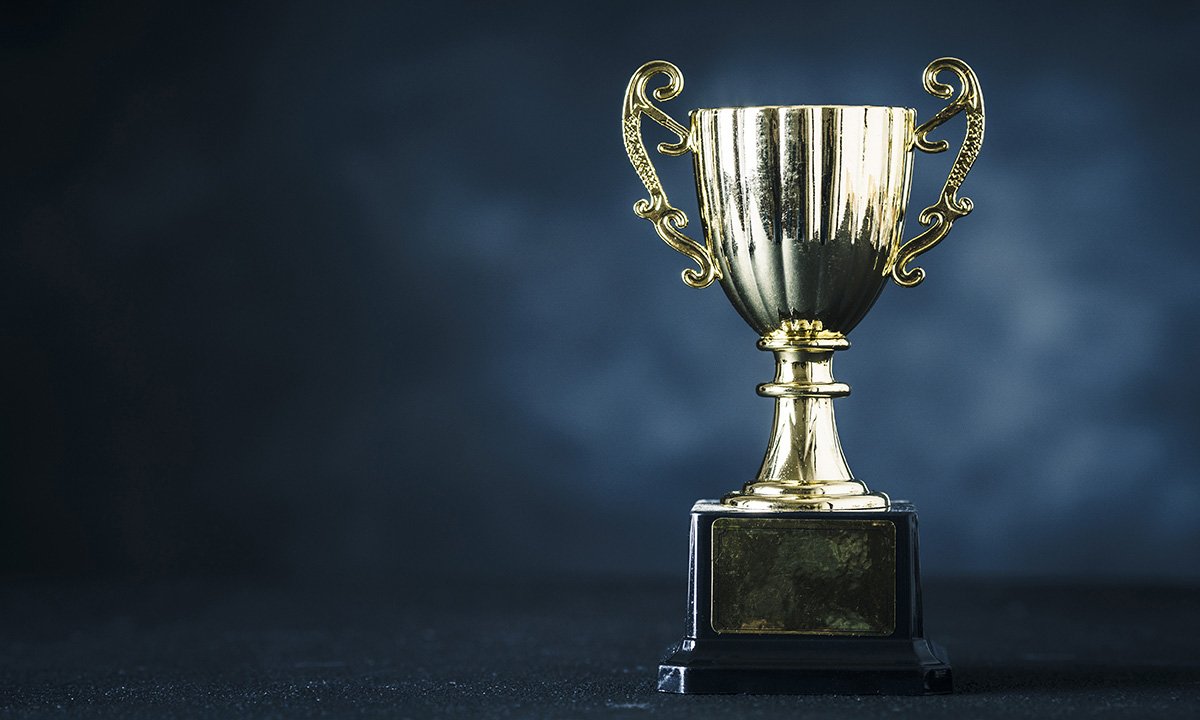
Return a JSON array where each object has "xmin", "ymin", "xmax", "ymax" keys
[{"xmin": 1, "ymin": 577, "xmax": 1197, "ymax": 719}]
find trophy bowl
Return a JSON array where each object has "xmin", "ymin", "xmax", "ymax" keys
[{"xmin": 696, "ymin": 104, "xmax": 915, "ymax": 338}]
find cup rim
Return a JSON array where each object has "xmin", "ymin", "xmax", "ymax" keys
[{"xmin": 692, "ymin": 104, "xmax": 914, "ymax": 113}]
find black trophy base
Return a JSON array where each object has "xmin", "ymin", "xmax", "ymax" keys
[
  {"xmin": 658, "ymin": 500, "xmax": 951, "ymax": 695},
  {"xmin": 658, "ymin": 636, "xmax": 952, "ymax": 695}
]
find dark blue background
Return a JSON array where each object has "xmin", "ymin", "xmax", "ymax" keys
[{"xmin": 4, "ymin": 0, "xmax": 1198, "ymax": 581}]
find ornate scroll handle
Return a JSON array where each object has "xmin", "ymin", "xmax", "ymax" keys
[
  {"xmin": 891, "ymin": 57, "xmax": 985, "ymax": 288},
  {"xmin": 622, "ymin": 60, "xmax": 719, "ymax": 289}
]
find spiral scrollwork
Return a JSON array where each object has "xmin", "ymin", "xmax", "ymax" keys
[
  {"xmin": 891, "ymin": 57, "xmax": 986, "ymax": 288},
  {"xmin": 622, "ymin": 60, "xmax": 719, "ymax": 289}
]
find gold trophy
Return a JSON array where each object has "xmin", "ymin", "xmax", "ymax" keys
[{"xmin": 622, "ymin": 58, "xmax": 984, "ymax": 694}]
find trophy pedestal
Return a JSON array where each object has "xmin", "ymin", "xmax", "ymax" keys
[{"xmin": 657, "ymin": 500, "xmax": 951, "ymax": 695}]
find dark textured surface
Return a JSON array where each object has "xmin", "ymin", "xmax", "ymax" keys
[{"xmin": 1, "ymin": 578, "xmax": 1197, "ymax": 718}]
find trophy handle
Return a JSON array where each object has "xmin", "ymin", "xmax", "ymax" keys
[
  {"xmin": 622, "ymin": 60, "xmax": 720, "ymax": 289},
  {"xmin": 891, "ymin": 57, "xmax": 986, "ymax": 288}
]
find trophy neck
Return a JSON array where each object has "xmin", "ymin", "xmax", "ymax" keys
[{"xmin": 722, "ymin": 335, "xmax": 889, "ymax": 511}]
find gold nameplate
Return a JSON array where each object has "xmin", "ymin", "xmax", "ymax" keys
[{"xmin": 711, "ymin": 518, "xmax": 896, "ymax": 635}]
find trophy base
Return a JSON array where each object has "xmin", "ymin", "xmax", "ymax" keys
[{"xmin": 657, "ymin": 500, "xmax": 951, "ymax": 695}]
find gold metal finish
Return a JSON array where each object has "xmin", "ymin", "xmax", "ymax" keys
[
  {"xmin": 728, "ymin": 322, "xmax": 888, "ymax": 510},
  {"xmin": 711, "ymin": 517, "xmax": 896, "ymax": 635},
  {"xmin": 622, "ymin": 61, "xmax": 720, "ymax": 288},
  {"xmin": 891, "ymin": 58, "xmax": 986, "ymax": 287},
  {"xmin": 694, "ymin": 105, "xmax": 915, "ymax": 336},
  {"xmin": 620, "ymin": 58, "xmax": 985, "ymax": 511}
]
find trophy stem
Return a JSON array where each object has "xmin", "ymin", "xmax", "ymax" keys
[{"xmin": 722, "ymin": 336, "xmax": 889, "ymax": 511}]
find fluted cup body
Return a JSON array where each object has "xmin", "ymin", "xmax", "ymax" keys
[{"xmin": 692, "ymin": 106, "xmax": 915, "ymax": 336}]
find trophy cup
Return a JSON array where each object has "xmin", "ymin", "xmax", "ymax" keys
[{"xmin": 622, "ymin": 58, "xmax": 984, "ymax": 694}]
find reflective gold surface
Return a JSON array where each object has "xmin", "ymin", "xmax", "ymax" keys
[
  {"xmin": 621, "ymin": 58, "xmax": 985, "ymax": 510},
  {"xmin": 695, "ymin": 105, "xmax": 914, "ymax": 337},
  {"xmin": 892, "ymin": 58, "xmax": 986, "ymax": 287},
  {"xmin": 728, "ymin": 337, "xmax": 890, "ymax": 511},
  {"xmin": 711, "ymin": 517, "xmax": 896, "ymax": 635},
  {"xmin": 622, "ymin": 61, "xmax": 720, "ymax": 288}
]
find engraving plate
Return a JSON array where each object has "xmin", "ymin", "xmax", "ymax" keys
[{"xmin": 711, "ymin": 517, "xmax": 896, "ymax": 635}]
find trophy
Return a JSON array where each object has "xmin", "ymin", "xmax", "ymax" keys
[{"xmin": 622, "ymin": 58, "xmax": 984, "ymax": 694}]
